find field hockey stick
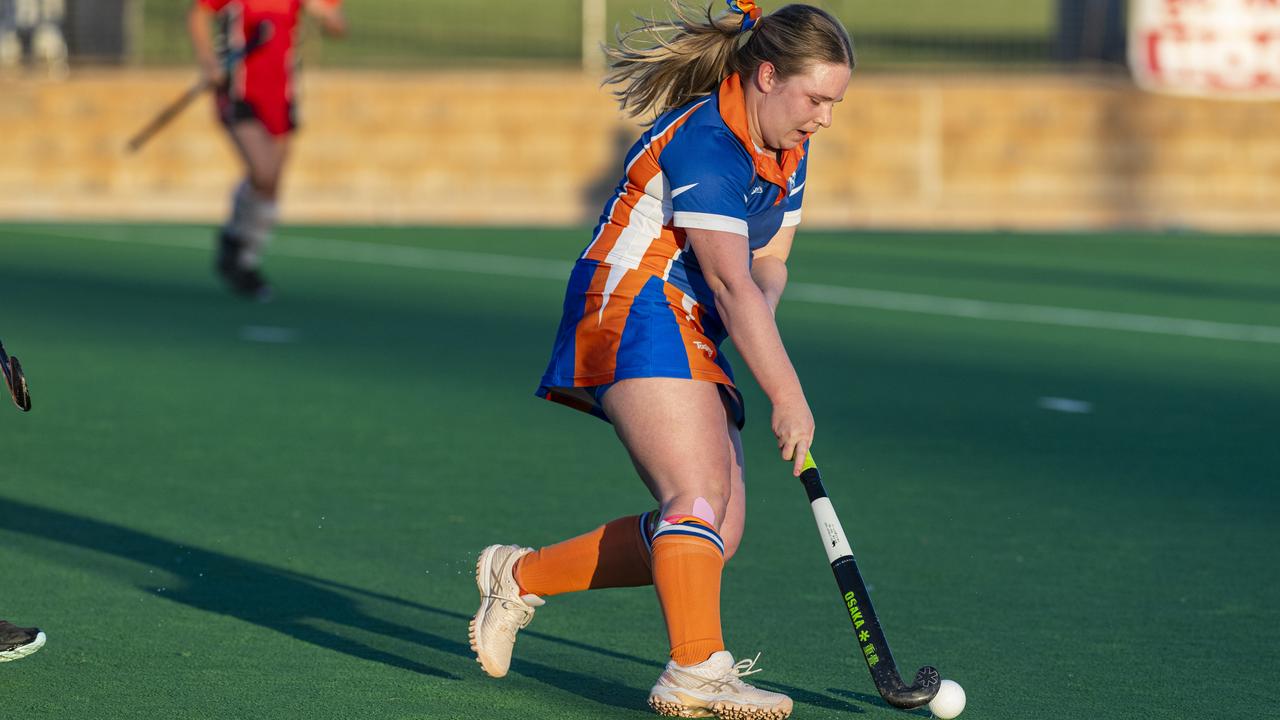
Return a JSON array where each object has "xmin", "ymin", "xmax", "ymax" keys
[
  {"xmin": 0, "ymin": 340, "xmax": 31, "ymax": 412},
  {"xmin": 797, "ymin": 452, "xmax": 940, "ymax": 709},
  {"xmin": 125, "ymin": 20, "xmax": 275, "ymax": 153},
  {"xmin": 124, "ymin": 80, "xmax": 209, "ymax": 153}
]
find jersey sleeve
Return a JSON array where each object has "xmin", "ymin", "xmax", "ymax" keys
[
  {"xmin": 198, "ymin": 0, "xmax": 233, "ymax": 10},
  {"xmin": 781, "ymin": 140, "xmax": 809, "ymax": 228},
  {"xmin": 661, "ymin": 128, "xmax": 755, "ymax": 238}
]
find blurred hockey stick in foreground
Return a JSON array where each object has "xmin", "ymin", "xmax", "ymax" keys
[{"xmin": 0, "ymin": 339, "xmax": 31, "ymax": 412}]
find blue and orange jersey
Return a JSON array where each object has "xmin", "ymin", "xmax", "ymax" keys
[
  {"xmin": 535, "ymin": 73, "xmax": 808, "ymax": 421},
  {"xmin": 583, "ymin": 72, "xmax": 809, "ymax": 309}
]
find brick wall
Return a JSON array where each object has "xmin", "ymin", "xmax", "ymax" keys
[{"xmin": 1, "ymin": 69, "xmax": 1276, "ymax": 231}]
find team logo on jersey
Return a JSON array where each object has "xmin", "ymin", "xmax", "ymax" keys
[
  {"xmin": 693, "ymin": 340, "xmax": 715, "ymax": 358},
  {"xmin": 749, "ymin": 184, "xmax": 764, "ymax": 196},
  {"xmin": 788, "ymin": 171, "xmax": 805, "ymax": 197}
]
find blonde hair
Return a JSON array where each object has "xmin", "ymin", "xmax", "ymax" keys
[{"xmin": 603, "ymin": 3, "xmax": 854, "ymax": 121}]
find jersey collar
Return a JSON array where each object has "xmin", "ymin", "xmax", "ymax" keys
[{"xmin": 718, "ymin": 73, "xmax": 806, "ymax": 203}]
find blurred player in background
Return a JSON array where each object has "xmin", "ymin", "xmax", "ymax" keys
[
  {"xmin": 0, "ymin": 0, "xmax": 68, "ymax": 77},
  {"xmin": 0, "ymin": 0, "xmax": 18, "ymax": 69},
  {"xmin": 187, "ymin": 0, "xmax": 346, "ymax": 301},
  {"xmin": 469, "ymin": 3, "xmax": 852, "ymax": 717},
  {"xmin": 1, "ymin": 338, "xmax": 43, "ymax": 663}
]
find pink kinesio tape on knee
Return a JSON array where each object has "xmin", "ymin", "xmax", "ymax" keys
[{"xmin": 691, "ymin": 497, "xmax": 717, "ymax": 527}]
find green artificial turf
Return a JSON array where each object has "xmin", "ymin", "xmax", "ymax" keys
[{"xmin": 1, "ymin": 222, "xmax": 1276, "ymax": 718}]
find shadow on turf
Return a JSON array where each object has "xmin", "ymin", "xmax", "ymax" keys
[
  {"xmin": 0, "ymin": 497, "xmax": 904, "ymax": 716},
  {"xmin": 0, "ymin": 497, "xmax": 653, "ymax": 713},
  {"xmin": 298, "ymin": 576, "xmax": 893, "ymax": 716}
]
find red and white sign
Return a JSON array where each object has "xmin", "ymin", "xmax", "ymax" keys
[{"xmin": 1129, "ymin": 0, "xmax": 1280, "ymax": 99}]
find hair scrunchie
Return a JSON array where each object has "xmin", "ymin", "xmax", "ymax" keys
[{"xmin": 726, "ymin": 0, "xmax": 762, "ymax": 32}]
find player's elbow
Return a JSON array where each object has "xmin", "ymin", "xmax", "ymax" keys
[
  {"xmin": 714, "ymin": 276, "xmax": 766, "ymax": 319},
  {"xmin": 703, "ymin": 265, "xmax": 754, "ymax": 302}
]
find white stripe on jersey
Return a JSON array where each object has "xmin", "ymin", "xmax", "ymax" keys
[
  {"xmin": 782, "ymin": 209, "xmax": 803, "ymax": 227},
  {"xmin": 596, "ymin": 261, "xmax": 630, "ymax": 324},
  {"xmin": 680, "ymin": 291, "xmax": 698, "ymax": 322},
  {"xmin": 602, "ymin": 171, "xmax": 668, "ymax": 270},
  {"xmin": 623, "ymin": 99, "xmax": 713, "ymax": 175},
  {"xmin": 660, "ymin": 246, "xmax": 683, "ymax": 282},
  {"xmin": 672, "ymin": 211, "xmax": 749, "ymax": 236},
  {"xmin": 586, "ymin": 99, "xmax": 713, "ymax": 261}
]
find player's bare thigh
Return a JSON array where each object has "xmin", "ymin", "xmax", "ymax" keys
[
  {"xmin": 601, "ymin": 377, "xmax": 746, "ymax": 557},
  {"xmin": 227, "ymin": 119, "xmax": 290, "ymax": 198}
]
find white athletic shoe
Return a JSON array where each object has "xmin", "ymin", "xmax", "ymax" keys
[
  {"xmin": 469, "ymin": 544, "xmax": 543, "ymax": 678},
  {"xmin": 648, "ymin": 651, "xmax": 793, "ymax": 719}
]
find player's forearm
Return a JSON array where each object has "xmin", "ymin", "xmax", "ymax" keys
[
  {"xmin": 186, "ymin": 6, "xmax": 220, "ymax": 82},
  {"xmin": 750, "ymin": 255, "xmax": 788, "ymax": 316},
  {"xmin": 307, "ymin": 0, "xmax": 348, "ymax": 37},
  {"xmin": 318, "ymin": 11, "xmax": 347, "ymax": 38},
  {"xmin": 711, "ymin": 276, "xmax": 805, "ymax": 405}
]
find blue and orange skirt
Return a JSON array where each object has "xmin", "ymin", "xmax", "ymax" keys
[{"xmin": 536, "ymin": 258, "xmax": 745, "ymax": 428}]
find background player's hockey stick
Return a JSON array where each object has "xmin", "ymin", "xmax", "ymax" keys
[
  {"xmin": 798, "ymin": 453, "xmax": 940, "ymax": 709},
  {"xmin": 125, "ymin": 20, "xmax": 274, "ymax": 153},
  {"xmin": 0, "ymin": 340, "xmax": 31, "ymax": 412}
]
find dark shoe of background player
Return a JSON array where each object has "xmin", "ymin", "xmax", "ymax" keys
[
  {"xmin": 215, "ymin": 231, "xmax": 273, "ymax": 302},
  {"xmin": 0, "ymin": 339, "xmax": 32, "ymax": 411},
  {"xmin": 0, "ymin": 621, "xmax": 46, "ymax": 663}
]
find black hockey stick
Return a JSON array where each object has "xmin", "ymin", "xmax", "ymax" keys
[
  {"xmin": 126, "ymin": 20, "xmax": 275, "ymax": 153},
  {"xmin": 0, "ymin": 340, "xmax": 31, "ymax": 412},
  {"xmin": 798, "ymin": 453, "xmax": 939, "ymax": 709}
]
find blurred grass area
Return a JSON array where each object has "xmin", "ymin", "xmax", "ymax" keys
[{"xmin": 139, "ymin": 0, "xmax": 1057, "ymax": 69}]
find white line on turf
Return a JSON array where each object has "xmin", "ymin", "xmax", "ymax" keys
[
  {"xmin": 8, "ymin": 225, "xmax": 210, "ymax": 250},
  {"xmin": 273, "ymin": 235, "xmax": 572, "ymax": 280},
  {"xmin": 11, "ymin": 225, "xmax": 1280, "ymax": 346},
  {"xmin": 1037, "ymin": 397, "xmax": 1094, "ymax": 414},
  {"xmin": 783, "ymin": 283, "xmax": 1280, "ymax": 345}
]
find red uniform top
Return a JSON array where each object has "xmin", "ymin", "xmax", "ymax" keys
[{"xmin": 199, "ymin": 0, "xmax": 330, "ymax": 134}]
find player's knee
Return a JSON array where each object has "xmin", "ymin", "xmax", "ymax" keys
[
  {"xmin": 249, "ymin": 174, "xmax": 279, "ymax": 200},
  {"xmin": 660, "ymin": 491, "xmax": 728, "ymax": 530}
]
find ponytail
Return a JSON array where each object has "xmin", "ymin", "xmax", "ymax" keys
[
  {"xmin": 602, "ymin": 3, "xmax": 744, "ymax": 122},
  {"xmin": 603, "ymin": 3, "xmax": 854, "ymax": 122}
]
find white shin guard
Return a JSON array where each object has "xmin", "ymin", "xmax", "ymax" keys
[{"xmin": 225, "ymin": 181, "xmax": 278, "ymax": 269}]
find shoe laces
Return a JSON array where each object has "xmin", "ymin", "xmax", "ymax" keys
[
  {"xmin": 674, "ymin": 652, "xmax": 767, "ymax": 693},
  {"xmin": 731, "ymin": 652, "xmax": 764, "ymax": 680},
  {"xmin": 487, "ymin": 594, "xmax": 534, "ymax": 641}
]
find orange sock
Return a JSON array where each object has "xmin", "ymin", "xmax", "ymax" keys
[
  {"xmin": 651, "ymin": 518, "xmax": 725, "ymax": 666},
  {"xmin": 513, "ymin": 514, "xmax": 653, "ymax": 597}
]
